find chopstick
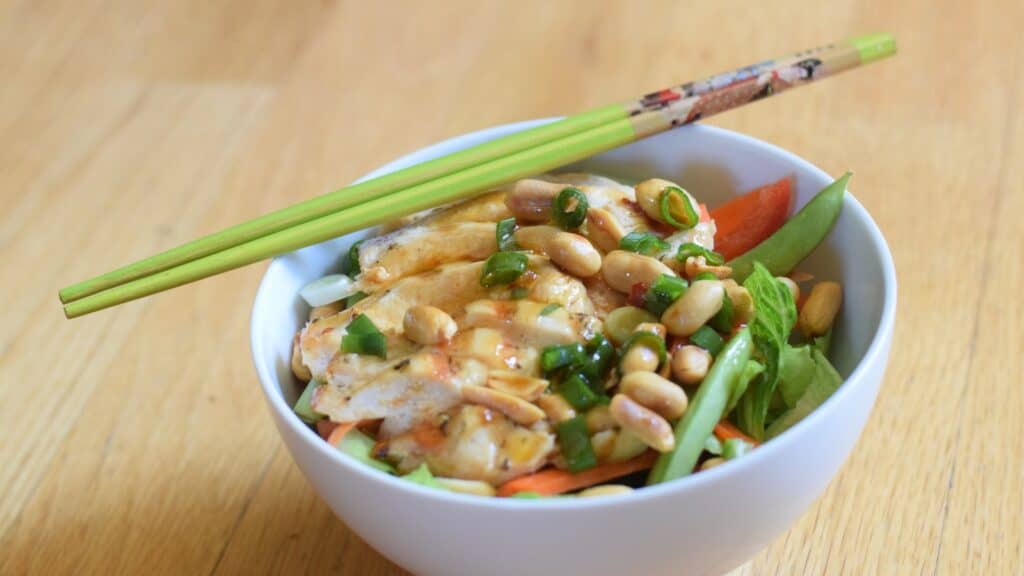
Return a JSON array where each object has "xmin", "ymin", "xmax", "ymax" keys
[{"xmin": 61, "ymin": 33, "xmax": 895, "ymax": 319}]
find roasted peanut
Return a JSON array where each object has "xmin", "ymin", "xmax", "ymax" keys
[
  {"xmin": 620, "ymin": 344, "xmax": 661, "ymax": 374},
  {"xmin": 436, "ymin": 477, "xmax": 497, "ymax": 497},
  {"xmin": 724, "ymin": 284, "xmax": 754, "ymax": 325},
  {"xmin": 610, "ymin": 394, "xmax": 675, "ymax": 453},
  {"xmin": 634, "ymin": 178, "xmax": 696, "ymax": 224},
  {"xmin": 515, "ymin": 225, "xmax": 602, "ymax": 277},
  {"xmin": 504, "ymin": 179, "xmax": 564, "ymax": 222},
  {"xmin": 700, "ymin": 457, "xmax": 726, "ymax": 471},
  {"xmin": 799, "ymin": 281, "xmax": 842, "ymax": 337},
  {"xmin": 537, "ymin": 393, "xmax": 576, "ymax": 423},
  {"xmin": 462, "ymin": 384, "xmax": 546, "ymax": 426},
  {"xmin": 619, "ymin": 372, "xmax": 688, "ymax": 420},
  {"xmin": 585, "ymin": 404, "xmax": 617, "ymax": 433},
  {"xmin": 585, "ymin": 207, "xmax": 626, "ymax": 252},
  {"xmin": 403, "ymin": 305, "xmax": 457, "ymax": 345},
  {"xmin": 634, "ymin": 322, "xmax": 667, "ymax": 339},
  {"xmin": 591, "ymin": 428, "xmax": 648, "ymax": 463},
  {"xmin": 310, "ymin": 301, "xmax": 344, "ymax": 321},
  {"xmin": 683, "ymin": 255, "xmax": 732, "ymax": 279},
  {"xmin": 670, "ymin": 345, "xmax": 711, "ymax": 385},
  {"xmin": 777, "ymin": 276, "xmax": 800, "ymax": 303},
  {"xmin": 291, "ymin": 336, "xmax": 311, "ymax": 382},
  {"xmin": 601, "ymin": 250, "xmax": 678, "ymax": 294},
  {"xmin": 661, "ymin": 280, "xmax": 725, "ymax": 336},
  {"xmin": 579, "ymin": 484, "xmax": 634, "ymax": 498}
]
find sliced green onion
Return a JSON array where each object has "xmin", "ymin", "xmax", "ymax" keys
[
  {"xmin": 709, "ymin": 292, "xmax": 735, "ymax": 332},
  {"xmin": 510, "ymin": 287, "xmax": 529, "ymax": 300},
  {"xmin": 540, "ymin": 303, "xmax": 561, "ymax": 316},
  {"xmin": 346, "ymin": 313, "xmax": 380, "ymax": 336},
  {"xmin": 675, "ymin": 242, "xmax": 725, "ymax": 266},
  {"xmin": 343, "ymin": 239, "xmax": 365, "ymax": 277},
  {"xmin": 585, "ymin": 334, "xmax": 616, "ymax": 379},
  {"xmin": 693, "ymin": 272, "xmax": 718, "ymax": 282},
  {"xmin": 689, "ymin": 325, "xmax": 724, "ymax": 356},
  {"xmin": 293, "ymin": 380, "xmax": 325, "ymax": 423},
  {"xmin": 553, "ymin": 187, "xmax": 588, "ymax": 230},
  {"xmin": 496, "ymin": 217, "xmax": 518, "ymax": 251},
  {"xmin": 659, "ymin": 186, "xmax": 699, "ymax": 230},
  {"xmin": 643, "ymin": 274, "xmax": 688, "ymax": 317},
  {"xmin": 722, "ymin": 438, "xmax": 753, "ymax": 460},
  {"xmin": 603, "ymin": 306, "xmax": 658, "ymax": 346},
  {"xmin": 345, "ymin": 291, "xmax": 368, "ymax": 308},
  {"xmin": 540, "ymin": 343, "xmax": 586, "ymax": 376},
  {"xmin": 299, "ymin": 274, "xmax": 356, "ymax": 307},
  {"xmin": 620, "ymin": 331, "xmax": 667, "ymax": 368},
  {"xmin": 558, "ymin": 373, "xmax": 602, "ymax": 411},
  {"xmin": 556, "ymin": 415, "xmax": 598, "ymax": 473},
  {"xmin": 480, "ymin": 251, "xmax": 528, "ymax": 287},
  {"xmin": 619, "ymin": 231, "xmax": 670, "ymax": 256},
  {"xmin": 509, "ymin": 491, "xmax": 545, "ymax": 499},
  {"xmin": 342, "ymin": 314, "xmax": 387, "ymax": 358}
]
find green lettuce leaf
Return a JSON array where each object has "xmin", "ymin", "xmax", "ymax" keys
[
  {"xmin": 337, "ymin": 429, "xmax": 396, "ymax": 474},
  {"xmin": 726, "ymin": 359, "xmax": 764, "ymax": 416},
  {"xmin": 735, "ymin": 262, "xmax": 798, "ymax": 439},
  {"xmin": 778, "ymin": 345, "xmax": 816, "ymax": 407},
  {"xmin": 765, "ymin": 349, "xmax": 842, "ymax": 439},
  {"xmin": 400, "ymin": 463, "xmax": 448, "ymax": 490}
]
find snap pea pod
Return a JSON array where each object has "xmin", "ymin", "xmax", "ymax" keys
[
  {"xmin": 647, "ymin": 328, "xmax": 754, "ymax": 485},
  {"xmin": 729, "ymin": 173, "xmax": 851, "ymax": 282}
]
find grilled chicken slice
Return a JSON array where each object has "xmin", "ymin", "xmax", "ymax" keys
[
  {"xmin": 462, "ymin": 299, "xmax": 582, "ymax": 348},
  {"xmin": 381, "ymin": 404, "xmax": 556, "ymax": 484},
  {"xmin": 357, "ymin": 222, "xmax": 497, "ymax": 286},
  {"xmin": 312, "ymin": 351, "xmax": 488, "ymax": 436}
]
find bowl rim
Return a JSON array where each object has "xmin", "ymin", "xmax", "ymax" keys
[{"xmin": 250, "ymin": 120, "xmax": 898, "ymax": 509}]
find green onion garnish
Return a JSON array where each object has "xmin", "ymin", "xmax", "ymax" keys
[
  {"xmin": 556, "ymin": 415, "xmax": 598, "ymax": 473},
  {"xmin": 619, "ymin": 231, "xmax": 670, "ymax": 255},
  {"xmin": 496, "ymin": 217, "xmax": 518, "ymax": 251},
  {"xmin": 675, "ymin": 242, "xmax": 725, "ymax": 266},
  {"xmin": 480, "ymin": 251, "xmax": 528, "ymax": 287},
  {"xmin": 659, "ymin": 186, "xmax": 699, "ymax": 230},
  {"xmin": 293, "ymin": 380, "xmax": 325, "ymax": 423},
  {"xmin": 643, "ymin": 274, "xmax": 688, "ymax": 317},
  {"xmin": 709, "ymin": 291, "xmax": 735, "ymax": 332},
  {"xmin": 558, "ymin": 372, "xmax": 602, "ymax": 411},
  {"xmin": 722, "ymin": 437, "xmax": 753, "ymax": 460},
  {"xmin": 552, "ymin": 187, "xmax": 588, "ymax": 230},
  {"xmin": 620, "ymin": 331, "xmax": 667, "ymax": 368},
  {"xmin": 689, "ymin": 325, "xmax": 724, "ymax": 356},
  {"xmin": 510, "ymin": 287, "xmax": 529, "ymax": 299},
  {"xmin": 343, "ymin": 239, "xmax": 365, "ymax": 277},
  {"xmin": 540, "ymin": 303, "xmax": 561, "ymax": 316},
  {"xmin": 693, "ymin": 272, "xmax": 718, "ymax": 282},
  {"xmin": 585, "ymin": 334, "xmax": 616, "ymax": 379},
  {"xmin": 540, "ymin": 343, "xmax": 587, "ymax": 376},
  {"xmin": 345, "ymin": 291, "xmax": 368, "ymax": 308},
  {"xmin": 342, "ymin": 314, "xmax": 387, "ymax": 358}
]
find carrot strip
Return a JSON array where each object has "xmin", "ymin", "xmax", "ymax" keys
[
  {"xmin": 316, "ymin": 420, "xmax": 339, "ymax": 440},
  {"xmin": 714, "ymin": 421, "xmax": 759, "ymax": 446},
  {"xmin": 496, "ymin": 452, "xmax": 658, "ymax": 497},
  {"xmin": 710, "ymin": 178, "xmax": 792, "ymax": 260},
  {"xmin": 325, "ymin": 422, "xmax": 357, "ymax": 447}
]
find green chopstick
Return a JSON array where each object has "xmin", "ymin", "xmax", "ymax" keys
[{"xmin": 62, "ymin": 33, "xmax": 896, "ymax": 318}]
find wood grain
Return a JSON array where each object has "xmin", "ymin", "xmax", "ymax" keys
[{"xmin": 0, "ymin": 1, "xmax": 1020, "ymax": 574}]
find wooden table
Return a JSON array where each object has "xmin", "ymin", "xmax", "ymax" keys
[{"xmin": 2, "ymin": 1, "xmax": 1021, "ymax": 574}]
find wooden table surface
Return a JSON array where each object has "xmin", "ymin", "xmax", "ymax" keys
[{"xmin": 2, "ymin": 1, "xmax": 1022, "ymax": 574}]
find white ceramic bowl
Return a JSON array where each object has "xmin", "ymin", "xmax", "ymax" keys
[{"xmin": 251, "ymin": 120, "xmax": 897, "ymax": 576}]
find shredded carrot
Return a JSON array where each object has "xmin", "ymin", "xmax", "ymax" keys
[
  {"xmin": 316, "ymin": 420, "xmax": 339, "ymax": 440},
  {"xmin": 325, "ymin": 422, "xmax": 357, "ymax": 447},
  {"xmin": 714, "ymin": 421, "xmax": 759, "ymax": 446},
  {"xmin": 496, "ymin": 452, "xmax": 658, "ymax": 497},
  {"xmin": 710, "ymin": 178, "xmax": 792, "ymax": 260}
]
